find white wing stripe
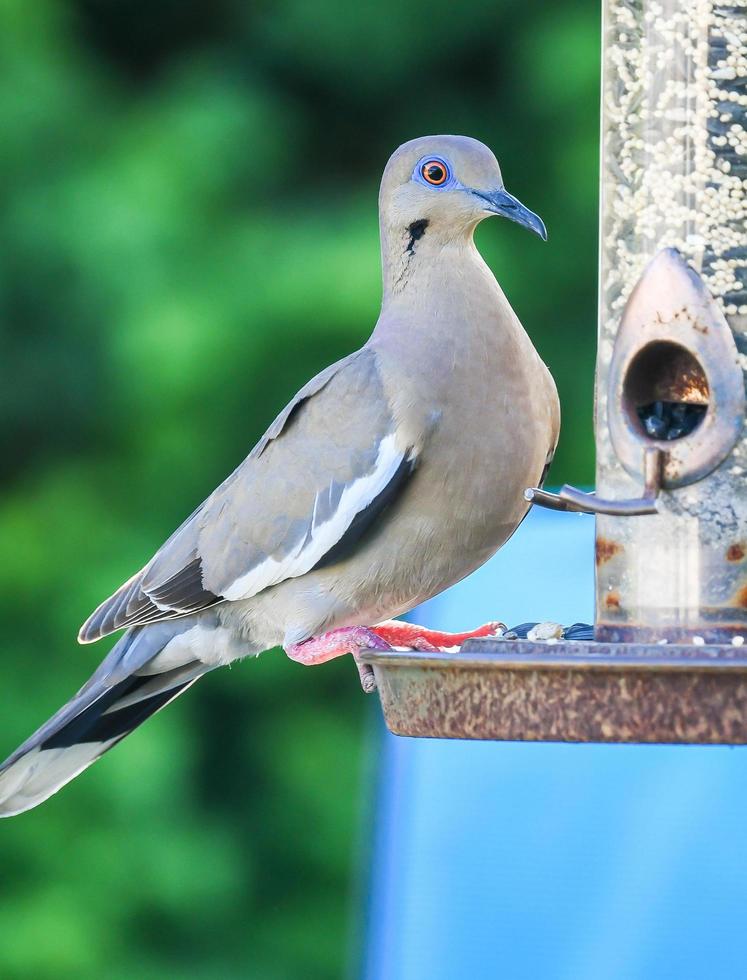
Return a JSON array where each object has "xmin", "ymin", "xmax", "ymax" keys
[{"xmin": 223, "ymin": 433, "xmax": 405, "ymax": 601}]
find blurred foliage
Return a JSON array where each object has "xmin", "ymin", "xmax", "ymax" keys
[{"xmin": 0, "ymin": 0, "xmax": 598, "ymax": 976}]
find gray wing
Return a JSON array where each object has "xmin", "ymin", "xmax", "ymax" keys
[{"xmin": 79, "ymin": 348, "xmax": 418, "ymax": 643}]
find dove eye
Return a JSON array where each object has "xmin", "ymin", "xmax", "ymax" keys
[{"xmin": 420, "ymin": 160, "xmax": 450, "ymax": 186}]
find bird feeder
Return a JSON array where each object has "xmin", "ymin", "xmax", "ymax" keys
[{"xmin": 362, "ymin": 0, "xmax": 747, "ymax": 743}]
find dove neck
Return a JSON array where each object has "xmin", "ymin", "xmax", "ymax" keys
[{"xmin": 378, "ymin": 219, "xmax": 505, "ymax": 321}]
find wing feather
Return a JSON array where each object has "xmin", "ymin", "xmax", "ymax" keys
[{"xmin": 79, "ymin": 348, "xmax": 416, "ymax": 643}]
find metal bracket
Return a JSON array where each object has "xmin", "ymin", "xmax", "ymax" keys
[{"xmin": 525, "ymin": 447, "xmax": 661, "ymax": 517}]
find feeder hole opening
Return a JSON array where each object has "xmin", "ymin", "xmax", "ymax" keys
[{"xmin": 622, "ymin": 340, "xmax": 709, "ymax": 443}]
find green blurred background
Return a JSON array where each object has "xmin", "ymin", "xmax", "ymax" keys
[{"xmin": 0, "ymin": 1, "xmax": 598, "ymax": 976}]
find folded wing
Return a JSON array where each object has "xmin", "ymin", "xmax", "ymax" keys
[{"xmin": 79, "ymin": 349, "xmax": 417, "ymax": 643}]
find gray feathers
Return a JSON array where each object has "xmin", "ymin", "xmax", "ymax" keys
[
  {"xmin": 0, "ymin": 622, "xmax": 207, "ymax": 816},
  {"xmin": 79, "ymin": 348, "xmax": 408, "ymax": 643}
]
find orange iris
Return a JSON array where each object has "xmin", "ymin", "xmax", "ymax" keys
[{"xmin": 421, "ymin": 160, "xmax": 449, "ymax": 186}]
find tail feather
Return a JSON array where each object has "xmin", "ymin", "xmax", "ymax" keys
[
  {"xmin": 0, "ymin": 624, "xmax": 204, "ymax": 817},
  {"xmin": 39, "ymin": 668, "xmax": 198, "ymax": 752}
]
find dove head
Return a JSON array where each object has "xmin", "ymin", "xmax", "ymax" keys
[{"xmin": 379, "ymin": 135, "xmax": 546, "ymax": 267}]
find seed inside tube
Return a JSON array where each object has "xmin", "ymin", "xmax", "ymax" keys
[{"xmin": 603, "ymin": 1, "xmax": 747, "ymax": 321}]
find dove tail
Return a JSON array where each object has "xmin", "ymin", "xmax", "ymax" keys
[{"xmin": 0, "ymin": 624, "xmax": 205, "ymax": 817}]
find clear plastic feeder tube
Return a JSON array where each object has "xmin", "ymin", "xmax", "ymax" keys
[{"xmin": 596, "ymin": 0, "xmax": 747, "ymax": 642}]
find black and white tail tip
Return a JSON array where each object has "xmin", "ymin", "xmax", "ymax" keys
[{"xmin": 0, "ymin": 659, "xmax": 199, "ymax": 817}]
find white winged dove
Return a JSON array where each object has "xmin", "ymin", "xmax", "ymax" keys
[{"xmin": 0, "ymin": 135, "xmax": 559, "ymax": 816}]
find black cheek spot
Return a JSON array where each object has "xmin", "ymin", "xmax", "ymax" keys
[{"xmin": 405, "ymin": 218, "xmax": 429, "ymax": 256}]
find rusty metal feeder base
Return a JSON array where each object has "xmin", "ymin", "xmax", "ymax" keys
[{"xmin": 360, "ymin": 639, "xmax": 747, "ymax": 744}]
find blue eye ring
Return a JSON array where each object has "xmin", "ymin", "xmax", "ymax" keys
[{"xmin": 413, "ymin": 156, "xmax": 454, "ymax": 189}]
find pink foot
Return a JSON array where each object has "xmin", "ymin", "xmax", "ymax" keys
[
  {"xmin": 285, "ymin": 620, "xmax": 506, "ymax": 692},
  {"xmin": 285, "ymin": 626, "xmax": 393, "ymax": 693},
  {"xmin": 371, "ymin": 619, "xmax": 506, "ymax": 652}
]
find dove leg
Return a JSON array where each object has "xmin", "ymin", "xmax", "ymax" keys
[
  {"xmin": 284, "ymin": 626, "xmax": 393, "ymax": 693},
  {"xmin": 370, "ymin": 619, "xmax": 506, "ymax": 652},
  {"xmin": 284, "ymin": 620, "xmax": 506, "ymax": 693}
]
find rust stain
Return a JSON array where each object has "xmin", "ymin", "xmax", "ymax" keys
[
  {"xmin": 596, "ymin": 538, "xmax": 622, "ymax": 566},
  {"xmin": 727, "ymin": 543, "xmax": 745, "ymax": 562},
  {"xmin": 605, "ymin": 591, "xmax": 621, "ymax": 611}
]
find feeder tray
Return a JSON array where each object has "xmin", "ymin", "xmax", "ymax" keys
[{"xmin": 360, "ymin": 639, "xmax": 747, "ymax": 745}]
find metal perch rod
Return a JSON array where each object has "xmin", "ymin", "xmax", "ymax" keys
[{"xmin": 525, "ymin": 447, "xmax": 662, "ymax": 516}]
